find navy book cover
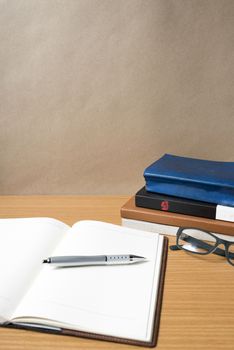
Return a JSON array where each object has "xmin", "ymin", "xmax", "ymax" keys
[{"xmin": 144, "ymin": 154, "xmax": 234, "ymax": 206}]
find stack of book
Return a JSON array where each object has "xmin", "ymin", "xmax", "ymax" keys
[{"xmin": 121, "ymin": 154, "xmax": 234, "ymax": 239}]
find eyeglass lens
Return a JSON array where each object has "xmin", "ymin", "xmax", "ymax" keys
[{"xmin": 178, "ymin": 228, "xmax": 217, "ymax": 254}]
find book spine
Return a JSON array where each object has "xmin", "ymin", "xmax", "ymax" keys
[{"xmin": 135, "ymin": 192, "xmax": 217, "ymax": 219}]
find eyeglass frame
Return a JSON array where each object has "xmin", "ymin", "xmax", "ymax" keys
[{"xmin": 170, "ymin": 227, "xmax": 234, "ymax": 266}]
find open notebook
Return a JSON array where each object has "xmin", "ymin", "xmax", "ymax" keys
[{"xmin": 0, "ymin": 218, "xmax": 168, "ymax": 347}]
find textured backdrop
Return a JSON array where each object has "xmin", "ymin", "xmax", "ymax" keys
[{"xmin": 1, "ymin": 0, "xmax": 234, "ymax": 194}]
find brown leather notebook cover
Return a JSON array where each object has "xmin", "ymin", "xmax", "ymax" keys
[
  {"xmin": 5, "ymin": 237, "xmax": 168, "ymax": 348},
  {"xmin": 121, "ymin": 197, "xmax": 234, "ymax": 237}
]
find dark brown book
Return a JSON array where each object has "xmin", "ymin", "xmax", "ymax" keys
[{"xmin": 121, "ymin": 196, "xmax": 234, "ymax": 237}]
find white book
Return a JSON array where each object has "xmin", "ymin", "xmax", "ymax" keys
[
  {"xmin": 0, "ymin": 218, "xmax": 167, "ymax": 347},
  {"xmin": 121, "ymin": 218, "xmax": 234, "ymax": 242}
]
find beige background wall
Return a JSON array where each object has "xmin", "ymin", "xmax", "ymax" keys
[{"xmin": 1, "ymin": 0, "xmax": 234, "ymax": 194}]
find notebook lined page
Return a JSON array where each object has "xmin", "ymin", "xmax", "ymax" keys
[{"xmin": 12, "ymin": 221, "xmax": 164, "ymax": 342}]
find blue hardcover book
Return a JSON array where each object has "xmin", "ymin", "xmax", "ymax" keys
[{"xmin": 144, "ymin": 154, "xmax": 234, "ymax": 206}]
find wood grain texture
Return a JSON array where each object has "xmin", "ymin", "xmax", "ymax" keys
[{"xmin": 0, "ymin": 196, "xmax": 233, "ymax": 350}]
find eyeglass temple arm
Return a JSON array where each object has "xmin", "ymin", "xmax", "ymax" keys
[{"xmin": 170, "ymin": 236, "xmax": 234, "ymax": 259}]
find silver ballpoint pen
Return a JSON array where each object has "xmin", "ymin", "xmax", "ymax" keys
[{"xmin": 42, "ymin": 255, "xmax": 147, "ymax": 267}]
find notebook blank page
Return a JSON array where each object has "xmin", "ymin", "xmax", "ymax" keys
[
  {"xmin": 12, "ymin": 221, "xmax": 163, "ymax": 342},
  {"xmin": 0, "ymin": 218, "xmax": 69, "ymax": 322}
]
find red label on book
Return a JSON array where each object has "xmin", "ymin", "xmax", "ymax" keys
[{"xmin": 161, "ymin": 200, "xmax": 169, "ymax": 211}]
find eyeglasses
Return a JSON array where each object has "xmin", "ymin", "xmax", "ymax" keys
[{"xmin": 170, "ymin": 227, "xmax": 234, "ymax": 266}]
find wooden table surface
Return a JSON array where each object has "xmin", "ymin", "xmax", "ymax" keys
[{"xmin": 0, "ymin": 196, "xmax": 233, "ymax": 350}]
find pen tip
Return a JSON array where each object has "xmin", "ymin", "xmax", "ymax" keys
[
  {"xmin": 129, "ymin": 255, "xmax": 147, "ymax": 263},
  {"xmin": 42, "ymin": 259, "xmax": 48, "ymax": 264}
]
